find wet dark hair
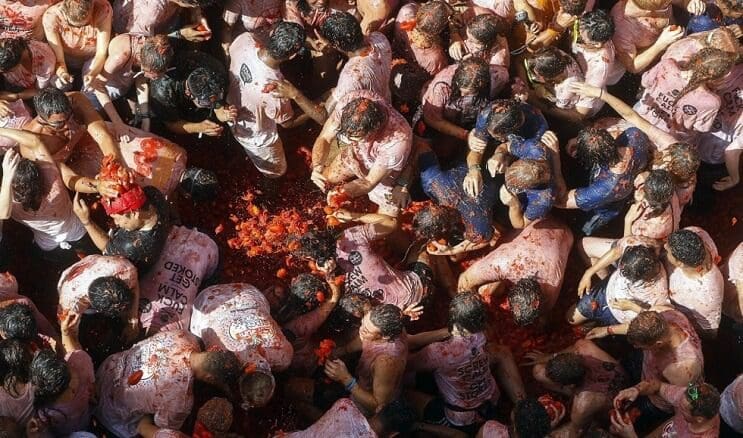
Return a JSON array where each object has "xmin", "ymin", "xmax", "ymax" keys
[
  {"xmin": 370, "ymin": 304, "xmax": 404, "ymax": 339},
  {"xmin": 559, "ymin": 0, "xmax": 588, "ymax": 15},
  {"xmin": 627, "ymin": 311, "xmax": 668, "ymax": 346},
  {"xmin": 33, "ymin": 87, "xmax": 72, "ymax": 120},
  {"xmin": 288, "ymin": 273, "xmax": 328, "ymax": 314},
  {"xmin": 267, "ymin": 21, "xmax": 306, "ymax": 61},
  {"xmin": 450, "ymin": 57, "xmax": 491, "ymax": 102},
  {"xmin": 468, "ymin": 14, "xmax": 506, "ymax": 50},
  {"xmin": 668, "ymin": 230, "xmax": 706, "ymax": 267},
  {"xmin": 642, "ymin": 169, "xmax": 674, "ymax": 214},
  {"xmin": 0, "ymin": 303, "xmax": 37, "ymax": 341},
  {"xmin": 580, "ymin": 10, "xmax": 614, "ymax": 43},
  {"xmin": 339, "ymin": 98, "xmax": 387, "ymax": 137},
  {"xmin": 390, "ymin": 59, "xmax": 430, "ymax": 104},
  {"xmin": 186, "ymin": 67, "xmax": 226, "ymax": 104},
  {"xmin": 412, "ymin": 204, "xmax": 462, "ymax": 241},
  {"xmin": 675, "ymin": 48, "xmax": 737, "ymax": 106},
  {"xmin": 29, "ymin": 349, "xmax": 70, "ymax": 407},
  {"xmin": 688, "ymin": 383, "xmax": 721, "ymax": 418},
  {"xmin": 508, "ymin": 277, "xmax": 543, "ymax": 326},
  {"xmin": 200, "ymin": 350, "xmax": 242, "ymax": 393},
  {"xmin": 11, "ymin": 158, "xmax": 43, "ymax": 212},
  {"xmin": 0, "ymin": 339, "xmax": 32, "ymax": 396},
  {"xmin": 197, "ymin": 397, "xmax": 234, "ymax": 432},
  {"xmin": 505, "ymin": 158, "xmax": 551, "ymax": 192},
  {"xmin": 619, "ymin": 245, "xmax": 661, "ymax": 283},
  {"xmin": 576, "ymin": 127, "xmax": 620, "ymax": 169},
  {"xmin": 320, "ymin": 12, "xmax": 364, "ymax": 52},
  {"xmin": 88, "ymin": 276, "xmax": 132, "ymax": 318},
  {"xmin": 62, "ymin": 0, "xmax": 93, "ymax": 23},
  {"xmin": 328, "ymin": 293, "xmax": 373, "ymax": 333},
  {"xmin": 486, "ymin": 99, "xmax": 524, "ymax": 138},
  {"xmin": 180, "ymin": 167, "xmax": 219, "ymax": 202},
  {"xmin": 514, "ymin": 398, "xmax": 551, "ymax": 437},
  {"xmin": 239, "ymin": 370, "xmax": 275, "ymax": 408},
  {"xmin": 449, "ymin": 292, "xmax": 486, "ymax": 333},
  {"xmin": 377, "ymin": 399, "xmax": 416, "ymax": 433},
  {"xmin": 140, "ymin": 35, "xmax": 174, "ymax": 74},
  {"xmin": 0, "ymin": 38, "xmax": 25, "ymax": 72},
  {"xmin": 530, "ymin": 47, "xmax": 569, "ymax": 80},
  {"xmin": 294, "ymin": 230, "xmax": 337, "ymax": 266},
  {"xmin": 657, "ymin": 143, "xmax": 699, "ymax": 184},
  {"xmin": 415, "ymin": 1, "xmax": 450, "ymax": 35},
  {"xmin": 546, "ymin": 353, "xmax": 586, "ymax": 385}
]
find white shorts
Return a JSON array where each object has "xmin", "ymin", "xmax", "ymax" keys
[{"xmin": 233, "ymin": 131, "xmax": 287, "ymax": 178}]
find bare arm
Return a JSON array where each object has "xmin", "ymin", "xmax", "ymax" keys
[
  {"xmin": 311, "ymin": 116, "xmax": 338, "ymax": 169},
  {"xmin": 357, "ymin": 0, "xmax": 391, "ymax": 35},
  {"xmin": 423, "ymin": 110, "xmax": 469, "ymax": 141},
  {"xmin": 43, "ymin": 14, "xmax": 70, "ymax": 79},
  {"xmin": 407, "ymin": 328, "xmax": 450, "ymax": 350},
  {"xmin": 341, "ymin": 164, "xmax": 393, "ymax": 198},
  {"xmin": 68, "ymin": 92, "xmax": 123, "ymax": 161},
  {"xmin": 352, "ymin": 355, "xmax": 405, "ymax": 412},
  {"xmin": 488, "ymin": 343, "xmax": 527, "ymax": 402},
  {"xmin": 85, "ymin": 12, "xmax": 112, "ymax": 85}
]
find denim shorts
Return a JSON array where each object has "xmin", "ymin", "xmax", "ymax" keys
[{"xmin": 576, "ymin": 276, "xmax": 620, "ymax": 326}]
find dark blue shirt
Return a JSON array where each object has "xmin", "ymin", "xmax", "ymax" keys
[
  {"xmin": 507, "ymin": 134, "xmax": 556, "ymax": 221},
  {"xmin": 687, "ymin": 4, "xmax": 743, "ymax": 34},
  {"xmin": 474, "ymin": 102, "xmax": 549, "ymax": 153}
]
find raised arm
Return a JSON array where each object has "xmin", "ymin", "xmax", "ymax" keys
[
  {"xmin": 68, "ymin": 92, "xmax": 123, "ymax": 162},
  {"xmin": 331, "ymin": 208, "xmax": 397, "ymax": 236},
  {"xmin": 83, "ymin": 6, "xmax": 112, "ymax": 88}
]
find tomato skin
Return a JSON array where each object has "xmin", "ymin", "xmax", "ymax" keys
[{"xmin": 128, "ymin": 370, "xmax": 143, "ymax": 386}]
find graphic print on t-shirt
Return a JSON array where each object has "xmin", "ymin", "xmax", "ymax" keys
[
  {"xmin": 456, "ymin": 347, "xmax": 492, "ymax": 401},
  {"xmin": 344, "ymin": 251, "xmax": 384, "ymax": 302},
  {"xmin": 141, "ymin": 260, "xmax": 202, "ymax": 325},
  {"xmin": 240, "ymin": 64, "xmax": 252, "ymax": 85}
]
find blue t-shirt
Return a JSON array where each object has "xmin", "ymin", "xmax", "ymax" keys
[
  {"xmin": 507, "ymin": 134, "xmax": 556, "ymax": 221},
  {"xmin": 419, "ymin": 152, "xmax": 499, "ymax": 242},
  {"xmin": 687, "ymin": 4, "xmax": 743, "ymax": 34},
  {"xmin": 474, "ymin": 102, "xmax": 549, "ymax": 152}
]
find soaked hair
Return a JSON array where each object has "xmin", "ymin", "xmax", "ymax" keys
[
  {"xmin": 197, "ymin": 397, "xmax": 234, "ymax": 432},
  {"xmin": 180, "ymin": 167, "xmax": 219, "ymax": 202},
  {"xmin": 412, "ymin": 204, "xmax": 463, "ymax": 241},
  {"xmin": 239, "ymin": 370, "xmax": 275, "ymax": 408},
  {"xmin": 0, "ymin": 38, "xmax": 26, "ymax": 72},
  {"xmin": 294, "ymin": 230, "xmax": 337, "ymax": 266},
  {"xmin": 514, "ymin": 398, "xmax": 551, "ymax": 437},
  {"xmin": 468, "ymin": 14, "xmax": 506, "ymax": 50},
  {"xmin": 187, "ymin": 67, "xmax": 226, "ymax": 104},
  {"xmin": 632, "ymin": 0, "xmax": 672, "ymax": 10},
  {"xmin": 576, "ymin": 127, "xmax": 620, "ymax": 169},
  {"xmin": 674, "ymin": 48, "xmax": 736, "ymax": 106},
  {"xmin": 642, "ymin": 169, "xmax": 675, "ymax": 215},
  {"xmin": 328, "ymin": 293, "xmax": 373, "ymax": 333},
  {"xmin": 29, "ymin": 349, "xmax": 70, "ymax": 408},
  {"xmin": 33, "ymin": 87, "xmax": 72, "ymax": 120},
  {"xmin": 321, "ymin": 12, "xmax": 364, "ymax": 52},
  {"xmin": 505, "ymin": 159, "xmax": 551, "ymax": 191},
  {"xmin": 559, "ymin": 0, "xmax": 588, "ymax": 16},
  {"xmin": 448, "ymin": 292, "xmax": 486, "ymax": 333},
  {"xmin": 415, "ymin": 1, "xmax": 450, "ymax": 35},
  {"xmin": 546, "ymin": 353, "xmax": 586, "ymax": 385},
  {"xmin": 619, "ymin": 245, "xmax": 661, "ymax": 283},
  {"xmin": 88, "ymin": 276, "xmax": 132, "ymax": 318},
  {"xmin": 140, "ymin": 35, "xmax": 174, "ymax": 74},
  {"xmin": 705, "ymin": 27, "xmax": 740, "ymax": 53},
  {"xmin": 339, "ymin": 98, "xmax": 387, "ymax": 137},
  {"xmin": 288, "ymin": 273, "xmax": 328, "ymax": 314},
  {"xmin": 390, "ymin": 59, "xmax": 430, "ymax": 104},
  {"xmin": 200, "ymin": 350, "xmax": 242, "ymax": 393},
  {"xmin": 11, "ymin": 158, "xmax": 43, "ymax": 212},
  {"xmin": 530, "ymin": 47, "xmax": 569, "ymax": 80},
  {"xmin": 62, "ymin": 0, "xmax": 93, "ymax": 23},
  {"xmin": 486, "ymin": 99, "xmax": 524, "ymax": 137},
  {"xmin": 450, "ymin": 57, "xmax": 491, "ymax": 102},
  {"xmin": 370, "ymin": 304, "xmax": 404, "ymax": 339},
  {"xmin": 508, "ymin": 277, "xmax": 543, "ymax": 326},
  {"xmin": 0, "ymin": 303, "xmax": 37, "ymax": 341},
  {"xmin": 668, "ymin": 229, "xmax": 706, "ymax": 267},
  {"xmin": 688, "ymin": 383, "xmax": 721, "ymax": 418},
  {"xmin": 267, "ymin": 21, "xmax": 306, "ymax": 61},
  {"xmin": 656, "ymin": 143, "xmax": 699, "ymax": 184},
  {"xmin": 376, "ymin": 399, "xmax": 416, "ymax": 433},
  {"xmin": 627, "ymin": 311, "xmax": 668, "ymax": 346},
  {"xmin": 580, "ymin": 10, "xmax": 614, "ymax": 43},
  {"xmin": 0, "ymin": 339, "xmax": 32, "ymax": 396}
]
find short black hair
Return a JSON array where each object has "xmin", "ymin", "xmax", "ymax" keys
[
  {"xmin": 180, "ymin": 167, "xmax": 219, "ymax": 202},
  {"xmin": 486, "ymin": 99, "xmax": 524, "ymax": 137},
  {"xmin": 320, "ymin": 12, "xmax": 364, "ymax": 52},
  {"xmin": 558, "ymin": 0, "xmax": 588, "ymax": 16},
  {"xmin": 29, "ymin": 349, "xmax": 70, "ymax": 407},
  {"xmin": 468, "ymin": 14, "xmax": 506, "ymax": 49},
  {"xmin": 370, "ymin": 304, "xmax": 404, "ymax": 339},
  {"xmin": 390, "ymin": 59, "xmax": 430, "ymax": 104},
  {"xmin": 200, "ymin": 350, "xmax": 242, "ymax": 393},
  {"xmin": 580, "ymin": 10, "xmax": 614, "ymax": 43},
  {"xmin": 140, "ymin": 35, "xmax": 174, "ymax": 74},
  {"xmin": 415, "ymin": 1, "xmax": 450, "ymax": 35},
  {"xmin": 328, "ymin": 293, "xmax": 373, "ymax": 333},
  {"xmin": 186, "ymin": 67, "xmax": 225, "ymax": 104},
  {"xmin": 339, "ymin": 98, "xmax": 387, "ymax": 137},
  {"xmin": 267, "ymin": 21, "xmax": 306, "ymax": 61},
  {"xmin": 377, "ymin": 399, "xmax": 416, "ymax": 433},
  {"xmin": 288, "ymin": 273, "xmax": 328, "ymax": 314},
  {"xmin": 0, "ymin": 38, "xmax": 25, "ymax": 72},
  {"xmin": 619, "ymin": 245, "xmax": 661, "ymax": 283},
  {"xmin": 531, "ymin": 47, "xmax": 569, "ymax": 79},
  {"xmin": 294, "ymin": 230, "xmax": 337, "ymax": 266},
  {"xmin": 688, "ymin": 383, "xmax": 721, "ymax": 419},
  {"xmin": 451, "ymin": 57, "xmax": 491, "ymax": 101},
  {"xmin": 239, "ymin": 370, "xmax": 275, "ymax": 408},
  {"xmin": 412, "ymin": 204, "xmax": 463, "ymax": 241},
  {"xmin": 576, "ymin": 127, "xmax": 620, "ymax": 169},
  {"xmin": 643, "ymin": 169, "xmax": 675, "ymax": 211},
  {"xmin": 668, "ymin": 230, "xmax": 706, "ymax": 267},
  {"xmin": 627, "ymin": 311, "xmax": 667, "ymax": 346},
  {"xmin": 0, "ymin": 339, "xmax": 32, "ymax": 395},
  {"xmin": 62, "ymin": 0, "xmax": 93, "ymax": 22},
  {"xmin": 33, "ymin": 87, "xmax": 72, "ymax": 120},
  {"xmin": 0, "ymin": 303, "xmax": 37, "ymax": 341},
  {"xmin": 11, "ymin": 158, "xmax": 43, "ymax": 212},
  {"xmin": 546, "ymin": 353, "xmax": 586, "ymax": 385},
  {"xmin": 508, "ymin": 277, "xmax": 543, "ymax": 326},
  {"xmin": 449, "ymin": 292, "xmax": 486, "ymax": 333},
  {"xmin": 88, "ymin": 276, "xmax": 132, "ymax": 317},
  {"xmin": 514, "ymin": 398, "xmax": 551, "ymax": 437}
]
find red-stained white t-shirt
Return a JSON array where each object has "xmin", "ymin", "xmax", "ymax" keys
[
  {"xmin": 606, "ymin": 262, "xmax": 669, "ymax": 324},
  {"xmin": 0, "ymin": 99, "xmax": 33, "ymax": 152},
  {"xmin": 610, "ymin": 0, "xmax": 670, "ymax": 61},
  {"xmin": 551, "ymin": 52, "xmax": 592, "ymax": 110},
  {"xmin": 190, "ymin": 283, "xmax": 293, "ymax": 371},
  {"xmin": 571, "ymin": 40, "xmax": 624, "ymax": 111},
  {"xmin": 470, "ymin": 0, "xmax": 514, "ymax": 21},
  {"xmin": 112, "ymin": 0, "xmax": 180, "ymax": 35},
  {"xmin": 659, "ymin": 384, "xmax": 720, "ymax": 438},
  {"xmin": 480, "ymin": 420, "xmax": 509, "ymax": 437},
  {"xmin": 409, "ymin": 332, "xmax": 499, "ymax": 426},
  {"xmin": 0, "ymin": 0, "xmax": 57, "ymax": 40},
  {"xmin": 1, "ymin": 40, "xmax": 55, "ymax": 90},
  {"xmin": 95, "ymin": 330, "xmax": 198, "ymax": 437},
  {"xmin": 331, "ymin": 32, "xmax": 392, "ymax": 104},
  {"xmin": 0, "ymin": 383, "xmax": 34, "ymax": 426},
  {"xmin": 281, "ymin": 398, "xmax": 376, "ymax": 437},
  {"xmin": 697, "ymin": 64, "xmax": 743, "ymax": 165},
  {"xmin": 223, "ymin": 0, "xmax": 281, "ymax": 32},
  {"xmin": 463, "ymin": 217, "xmax": 574, "ymax": 311},
  {"xmin": 57, "ymin": 255, "xmax": 138, "ymax": 320},
  {"xmin": 138, "ymin": 226, "xmax": 219, "ymax": 336},
  {"xmin": 37, "ymin": 350, "xmax": 95, "ymax": 435},
  {"xmin": 393, "ymin": 3, "xmax": 447, "ymax": 76},
  {"xmin": 630, "ymin": 172, "xmax": 681, "ymax": 240},
  {"xmin": 42, "ymin": 0, "xmax": 111, "ymax": 62},
  {"xmin": 722, "ymin": 243, "xmax": 743, "ymax": 322}
]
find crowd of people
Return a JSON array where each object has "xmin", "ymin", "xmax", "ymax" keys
[{"xmin": 0, "ymin": 0, "xmax": 741, "ymax": 436}]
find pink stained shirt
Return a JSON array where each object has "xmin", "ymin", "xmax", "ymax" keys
[
  {"xmin": 356, "ymin": 335, "xmax": 407, "ymax": 414},
  {"xmin": 642, "ymin": 310, "xmax": 704, "ymax": 412},
  {"xmin": 337, "ymin": 223, "xmax": 426, "ymax": 309},
  {"xmin": 42, "ymin": 0, "xmax": 111, "ymax": 62},
  {"xmin": 606, "ymin": 266, "xmax": 669, "ymax": 324},
  {"xmin": 190, "ymin": 283, "xmax": 293, "ymax": 371},
  {"xmin": 0, "ymin": 384, "xmax": 34, "ymax": 426},
  {"xmin": 551, "ymin": 53, "xmax": 593, "ymax": 111},
  {"xmin": 469, "ymin": 0, "xmax": 514, "ymax": 21},
  {"xmin": 696, "ymin": 64, "xmax": 743, "ymax": 165},
  {"xmin": 1, "ymin": 41, "xmax": 55, "ymax": 91},
  {"xmin": 112, "ymin": 0, "xmax": 181, "ymax": 35},
  {"xmin": 571, "ymin": 40, "xmax": 624, "ymax": 110},
  {"xmin": 331, "ymin": 32, "xmax": 392, "ymax": 104},
  {"xmin": 95, "ymin": 330, "xmax": 199, "ymax": 437},
  {"xmin": 464, "ymin": 35, "xmax": 510, "ymax": 69},
  {"xmin": 226, "ymin": 32, "xmax": 294, "ymax": 149},
  {"xmin": 223, "ymin": 0, "xmax": 282, "ymax": 32},
  {"xmin": 610, "ymin": 0, "xmax": 670, "ymax": 63},
  {"xmin": 635, "ymin": 59, "xmax": 721, "ymax": 138},
  {"xmin": 630, "ymin": 172, "xmax": 681, "ymax": 240},
  {"xmin": 408, "ymin": 332, "xmax": 500, "ymax": 426},
  {"xmin": 99, "ymin": 33, "xmax": 148, "ymax": 97},
  {"xmin": 720, "ymin": 374, "xmax": 743, "ymax": 433},
  {"xmin": 57, "ymin": 255, "xmax": 138, "ymax": 320},
  {"xmin": 722, "ymin": 243, "xmax": 743, "ymax": 322},
  {"xmin": 480, "ymin": 420, "xmax": 509, "ymax": 437},
  {"xmin": 281, "ymin": 398, "xmax": 376, "ymax": 438},
  {"xmin": 138, "ymin": 226, "xmax": 219, "ymax": 336},
  {"xmin": 0, "ymin": 99, "xmax": 32, "ymax": 152},
  {"xmin": 37, "ymin": 350, "xmax": 95, "ymax": 435},
  {"xmin": 463, "ymin": 217, "xmax": 574, "ymax": 311},
  {"xmin": 393, "ymin": 4, "xmax": 447, "ymax": 76},
  {"xmin": 0, "ymin": 0, "xmax": 57, "ymax": 40},
  {"xmin": 658, "ymin": 384, "xmax": 720, "ymax": 438}
]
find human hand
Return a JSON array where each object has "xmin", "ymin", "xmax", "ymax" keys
[
  {"xmin": 324, "ymin": 359, "xmax": 352, "ymax": 385},
  {"xmin": 610, "ymin": 410, "xmax": 638, "ymax": 438},
  {"xmin": 499, "ymin": 185, "xmax": 516, "ymax": 206},
  {"xmin": 195, "ymin": 120, "xmax": 223, "ymax": 137},
  {"xmin": 686, "ymin": 0, "xmax": 706, "ymax": 15},
  {"xmin": 72, "ymin": 192, "xmax": 91, "ymax": 223},
  {"xmin": 332, "ymin": 208, "xmax": 354, "ymax": 223},
  {"xmin": 449, "ymin": 41, "xmax": 467, "ymax": 60},
  {"xmin": 391, "ymin": 184, "xmax": 410, "ymax": 209},
  {"xmin": 521, "ymin": 349, "xmax": 550, "ymax": 366},
  {"xmin": 179, "ymin": 23, "xmax": 212, "ymax": 42},
  {"xmin": 577, "ymin": 272, "xmax": 592, "ymax": 297},
  {"xmin": 540, "ymin": 130, "xmax": 559, "ymax": 152},
  {"xmin": 122, "ymin": 318, "xmax": 140, "ymax": 345},
  {"xmin": 270, "ymin": 79, "xmax": 300, "ymax": 100},
  {"xmin": 0, "ymin": 99, "xmax": 13, "ymax": 118},
  {"xmin": 55, "ymin": 66, "xmax": 73, "ymax": 86},
  {"xmin": 96, "ymin": 179, "xmax": 121, "ymax": 198},
  {"xmin": 463, "ymin": 169, "xmax": 483, "ymax": 198},
  {"xmin": 656, "ymin": 25, "xmax": 685, "ymax": 48},
  {"xmin": 215, "ymin": 105, "xmax": 238, "ymax": 124},
  {"xmin": 585, "ymin": 326, "xmax": 611, "ymax": 340},
  {"xmin": 725, "ymin": 24, "xmax": 743, "ymax": 39},
  {"xmin": 402, "ymin": 302, "xmax": 424, "ymax": 321},
  {"xmin": 567, "ymin": 81, "xmax": 603, "ymax": 99},
  {"xmin": 60, "ymin": 311, "xmax": 81, "ymax": 338},
  {"xmin": 1, "ymin": 149, "xmax": 21, "ymax": 183},
  {"xmin": 613, "ymin": 387, "xmax": 640, "ymax": 410},
  {"xmin": 311, "ymin": 167, "xmax": 328, "ymax": 191},
  {"xmin": 467, "ymin": 129, "xmax": 488, "ymax": 153},
  {"xmin": 713, "ymin": 176, "xmax": 738, "ymax": 191},
  {"xmin": 487, "ymin": 152, "xmax": 509, "ymax": 176}
]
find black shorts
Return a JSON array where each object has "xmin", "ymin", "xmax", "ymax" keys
[{"xmin": 422, "ymin": 397, "xmax": 494, "ymax": 436}]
